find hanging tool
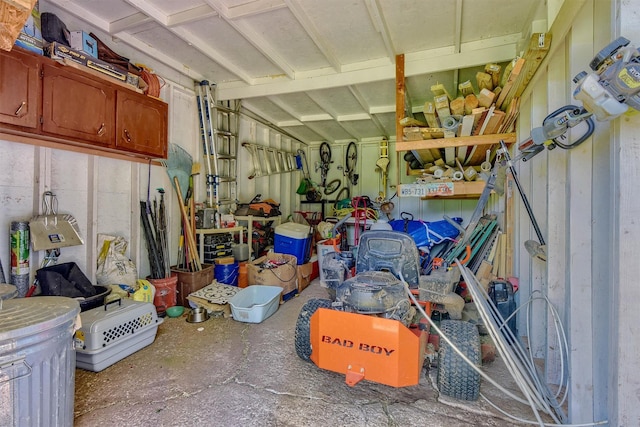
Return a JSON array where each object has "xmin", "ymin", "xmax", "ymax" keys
[
  {"xmin": 375, "ymin": 139, "xmax": 390, "ymax": 202},
  {"xmin": 519, "ymin": 37, "xmax": 640, "ymax": 162},
  {"xmin": 498, "ymin": 140, "xmax": 547, "ymax": 261}
]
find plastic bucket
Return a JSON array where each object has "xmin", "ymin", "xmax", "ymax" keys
[
  {"xmin": 238, "ymin": 262, "xmax": 248, "ymax": 288},
  {"xmin": 149, "ymin": 273, "xmax": 178, "ymax": 315},
  {"xmin": 0, "ymin": 296, "xmax": 80, "ymax": 426},
  {"xmin": 215, "ymin": 262, "xmax": 239, "ymax": 287}
]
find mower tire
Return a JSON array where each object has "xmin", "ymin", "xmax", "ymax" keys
[
  {"xmin": 295, "ymin": 298, "xmax": 332, "ymax": 361},
  {"xmin": 437, "ymin": 319, "xmax": 481, "ymax": 401}
]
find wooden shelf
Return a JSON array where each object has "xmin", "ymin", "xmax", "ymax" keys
[
  {"xmin": 395, "ymin": 133, "xmax": 516, "ymax": 152},
  {"xmin": 394, "ymin": 53, "xmax": 517, "ymax": 198},
  {"xmin": 421, "ymin": 181, "xmax": 486, "ymax": 199}
]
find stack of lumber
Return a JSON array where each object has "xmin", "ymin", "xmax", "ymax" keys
[{"xmin": 402, "ymin": 33, "xmax": 552, "ymax": 169}]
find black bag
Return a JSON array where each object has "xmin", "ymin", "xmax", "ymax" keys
[
  {"xmin": 37, "ymin": 262, "xmax": 97, "ymax": 298},
  {"xmin": 41, "ymin": 12, "xmax": 70, "ymax": 46}
]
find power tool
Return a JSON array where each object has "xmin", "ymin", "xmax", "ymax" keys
[{"xmin": 518, "ymin": 36, "xmax": 640, "ymax": 161}]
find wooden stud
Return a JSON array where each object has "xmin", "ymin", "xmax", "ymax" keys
[
  {"xmin": 477, "ymin": 88, "xmax": 496, "ymax": 108},
  {"xmin": 464, "ymin": 94, "xmax": 479, "ymax": 115},
  {"xmin": 495, "ymin": 57, "xmax": 526, "ymax": 109},
  {"xmin": 423, "ymin": 101, "xmax": 439, "ymax": 128},
  {"xmin": 476, "ymin": 71, "xmax": 493, "ymax": 91},
  {"xmin": 459, "ymin": 80, "xmax": 475, "ymax": 96},
  {"xmin": 434, "ymin": 94, "xmax": 451, "ymax": 119},
  {"xmin": 450, "ymin": 97, "xmax": 465, "ymax": 116},
  {"xmin": 501, "ymin": 33, "xmax": 552, "ymax": 111},
  {"xmin": 485, "ymin": 63, "xmax": 502, "ymax": 88},
  {"xmin": 431, "ymin": 82, "xmax": 452, "ymax": 101}
]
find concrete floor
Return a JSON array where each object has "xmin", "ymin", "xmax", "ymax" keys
[{"xmin": 73, "ymin": 280, "xmax": 546, "ymax": 426}]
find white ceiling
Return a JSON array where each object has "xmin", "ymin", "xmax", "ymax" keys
[{"xmin": 40, "ymin": 0, "xmax": 544, "ymax": 145}]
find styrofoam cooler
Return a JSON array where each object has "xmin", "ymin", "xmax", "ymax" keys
[{"xmin": 274, "ymin": 222, "xmax": 313, "ymax": 265}]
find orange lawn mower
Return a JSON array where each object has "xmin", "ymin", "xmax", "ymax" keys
[{"xmin": 294, "ymin": 230, "xmax": 481, "ymax": 401}]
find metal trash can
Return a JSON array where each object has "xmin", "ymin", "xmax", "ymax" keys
[{"xmin": 0, "ymin": 296, "xmax": 80, "ymax": 426}]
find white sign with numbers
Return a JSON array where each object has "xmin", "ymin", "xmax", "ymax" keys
[{"xmin": 398, "ymin": 182, "xmax": 455, "ymax": 197}]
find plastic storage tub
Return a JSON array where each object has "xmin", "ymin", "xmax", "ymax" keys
[
  {"xmin": 0, "ymin": 296, "xmax": 80, "ymax": 426},
  {"xmin": 230, "ymin": 285, "xmax": 283, "ymax": 323},
  {"xmin": 274, "ymin": 222, "xmax": 313, "ymax": 264},
  {"xmin": 74, "ymin": 298, "xmax": 163, "ymax": 372}
]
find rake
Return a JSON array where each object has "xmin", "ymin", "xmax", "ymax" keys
[{"xmin": 160, "ymin": 143, "xmax": 193, "ymax": 197}]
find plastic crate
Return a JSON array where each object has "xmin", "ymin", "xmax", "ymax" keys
[
  {"xmin": 74, "ymin": 298, "xmax": 163, "ymax": 372},
  {"xmin": 229, "ymin": 285, "xmax": 282, "ymax": 323}
]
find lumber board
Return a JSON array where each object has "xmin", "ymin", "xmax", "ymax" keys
[
  {"xmin": 459, "ymin": 80, "xmax": 475, "ymax": 96},
  {"xmin": 395, "ymin": 54, "xmax": 405, "ymax": 146},
  {"xmin": 431, "ymin": 82, "xmax": 452, "ymax": 101},
  {"xmin": 501, "ymin": 33, "xmax": 552, "ymax": 111},
  {"xmin": 477, "ymin": 88, "xmax": 496, "ymax": 108},
  {"xmin": 400, "ymin": 116, "xmax": 427, "ymax": 127},
  {"xmin": 485, "ymin": 63, "xmax": 501, "ymax": 88},
  {"xmin": 476, "ymin": 71, "xmax": 493, "ymax": 91},
  {"xmin": 484, "ymin": 110, "xmax": 506, "ymax": 135},
  {"xmin": 498, "ymin": 97, "xmax": 520, "ymax": 133},
  {"xmin": 450, "ymin": 97, "xmax": 465, "ymax": 116},
  {"xmin": 464, "ymin": 94, "xmax": 479, "ymax": 115},
  {"xmin": 434, "ymin": 94, "xmax": 451, "ymax": 119},
  {"xmin": 423, "ymin": 101, "xmax": 440, "ymax": 127},
  {"xmin": 495, "ymin": 57, "xmax": 525, "ymax": 110}
]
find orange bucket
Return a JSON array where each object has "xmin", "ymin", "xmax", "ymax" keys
[
  {"xmin": 238, "ymin": 262, "xmax": 248, "ymax": 288},
  {"xmin": 148, "ymin": 273, "xmax": 178, "ymax": 315}
]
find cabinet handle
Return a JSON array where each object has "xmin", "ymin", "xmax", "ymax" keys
[
  {"xmin": 124, "ymin": 129, "xmax": 131, "ymax": 142},
  {"xmin": 14, "ymin": 101, "xmax": 26, "ymax": 117},
  {"xmin": 97, "ymin": 123, "xmax": 106, "ymax": 136}
]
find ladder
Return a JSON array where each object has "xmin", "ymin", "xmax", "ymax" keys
[
  {"xmin": 241, "ymin": 142, "xmax": 298, "ymax": 179},
  {"xmin": 196, "ymin": 81, "xmax": 240, "ymax": 214}
]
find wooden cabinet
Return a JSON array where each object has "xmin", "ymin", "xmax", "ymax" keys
[
  {"xmin": 0, "ymin": 46, "xmax": 168, "ymax": 160},
  {"xmin": 0, "ymin": 47, "xmax": 40, "ymax": 129},
  {"xmin": 42, "ymin": 63, "xmax": 115, "ymax": 146},
  {"xmin": 115, "ymin": 90, "xmax": 167, "ymax": 158}
]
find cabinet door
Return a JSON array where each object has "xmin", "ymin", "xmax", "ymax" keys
[
  {"xmin": 0, "ymin": 48, "xmax": 40, "ymax": 128},
  {"xmin": 41, "ymin": 63, "xmax": 115, "ymax": 146},
  {"xmin": 115, "ymin": 91, "xmax": 168, "ymax": 158}
]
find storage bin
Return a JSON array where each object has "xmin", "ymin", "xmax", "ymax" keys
[
  {"xmin": 74, "ymin": 298, "xmax": 163, "ymax": 372},
  {"xmin": 274, "ymin": 222, "xmax": 313, "ymax": 264},
  {"xmin": 0, "ymin": 296, "xmax": 80, "ymax": 426},
  {"xmin": 171, "ymin": 264, "xmax": 214, "ymax": 307},
  {"xmin": 229, "ymin": 285, "xmax": 283, "ymax": 323}
]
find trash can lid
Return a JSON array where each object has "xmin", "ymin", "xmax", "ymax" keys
[
  {"xmin": 0, "ymin": 296, "xmax": 80, "ymax": 340},
  {"xmin": 0, "ymin": 283, "xmax": 17, "ymax": 301}
]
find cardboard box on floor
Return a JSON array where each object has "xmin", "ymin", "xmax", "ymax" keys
[
  {"xmin": 248, "ymin": 252, "xmax": 298, "ymax": 297},
  {"xmin": 297, "ymin": 261, "xmax": 314, "ymax": 293}
]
